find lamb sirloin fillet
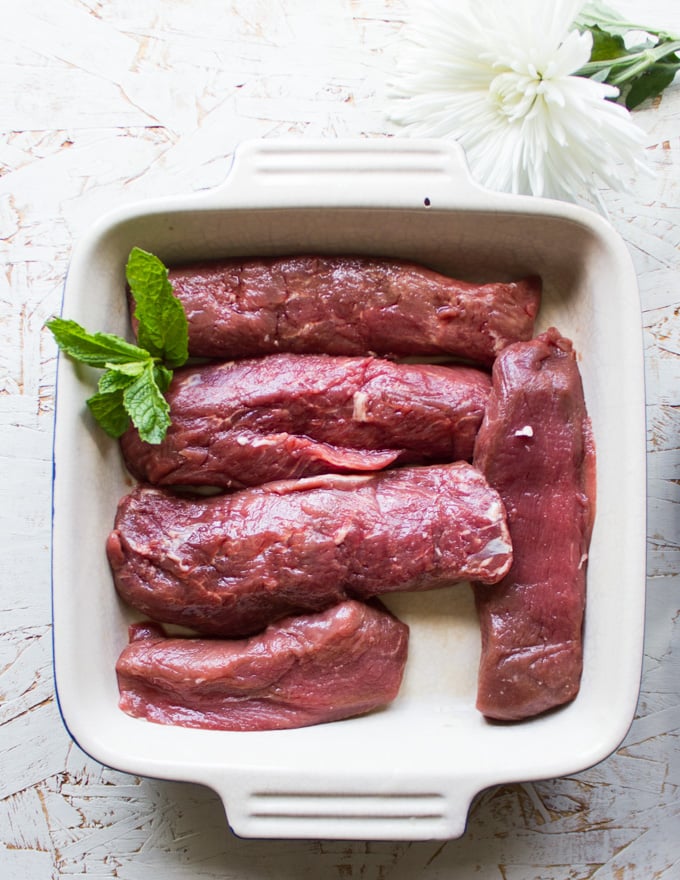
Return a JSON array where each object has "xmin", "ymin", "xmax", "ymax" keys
[
  {"xmin": 107, "ymin": 463, "xmax": 513, "ymax": 638},
  {"xmin": 472, "ymin": 328, "xmax": 596, "ymax": 722},
  {"xmin": 116, "ymin": 600, "xmax": 409, "ymax": 731},
  {"xmin": 156, "ymin": 255, "xmax": 541, "ymax": 366},
  {"xmin": 120, "ymin": 353, "xmax": 492, "ymax": 489}
]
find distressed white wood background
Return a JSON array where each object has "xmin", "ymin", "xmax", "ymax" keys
[{"xmin": 1, "ymin": 0, "xmax": 678, "ymax": 877}]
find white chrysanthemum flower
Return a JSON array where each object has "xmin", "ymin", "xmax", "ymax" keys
[{"xmin": 387, "ymin": 0, "xmax": 649, "ymax": 202}]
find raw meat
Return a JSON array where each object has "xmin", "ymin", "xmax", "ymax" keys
[
  {"xmin": 107, "ymin": 463, "xmax": 513, "ymax": 637},
  {"xmin": 115, "ymin": 600, "xmax": 409, "ymax": 731},
  {"xmin": 472, "ymin": 328, "xmax": 596, "ymax": 721},
  {"xmin": 159, "ymin": 255, "xmax": 541, "ymax": 365},
  {"xmin": 119, "ymin": 353, "xmax": 491, "ymax": 489}
]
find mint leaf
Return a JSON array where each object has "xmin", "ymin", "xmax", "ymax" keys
[
  {"xmin": 86, "ymin": 389, "xmax": 131, "ymax": 438},
  {"xmin": 126, "ymin": 247, "xmax": 188, "ymax": 368},
  {"xmin": 93, "ymin": 363, "xmax": 174, "ymax": 441},
  {"xmin": 48, "ymin": 248, "xmax": 187, "ymax": 445},
  {"xmin": 104, "ymin": 361, "xmax": 148, "ymax": 378},
  {"xmin": 122, "ymin": 362, "xmax": 171, "ymax": 445},
  {"xmin": 46, "ymin": 317, "xmax": 150, "ymax": 368},
  {"xmin": 153, "ymin": 363, "xmax": 174, "ymax": 394},
  {"xmin": 97, "ymin": 364, "xmax": 145, "ymax": 395}
]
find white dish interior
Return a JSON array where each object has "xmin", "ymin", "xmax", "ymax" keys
[{"xmin": 52, "ymin": 139, "xmax": 646, "ymax": 841}]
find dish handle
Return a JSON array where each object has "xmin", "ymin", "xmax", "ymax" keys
[
  {"xmin": 210, "ymin": 770, "xmax": 480, "ymax": 841},
  {"xmin": 198, "ymin": 137, "xmax": 492, "ymax": 209}
]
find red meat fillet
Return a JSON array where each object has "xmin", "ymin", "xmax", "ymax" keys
[
  {"xmin": 159, "ymin": 255, "xmax": 541, "ymax": 366},
  {"xmin": 116, "ymin": 600, "xmax": 409, "ymax": 731},
  {"xmin": 119, "ymin": 353, "xmax": 491, "ymax": 489},
  {"xmin": 472, "ymin": 328, "xmax": 596, "ymax": 721},
  {"xmin": 107, "ymin": 463, "xmax": 513, "ymax": 638}
]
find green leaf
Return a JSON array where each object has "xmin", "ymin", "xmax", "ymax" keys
[
  {"xmin": 104, "ymin": 360, "xmax": 148, "ymax": 377},
  {"xmin": 47, "ymin": 249, "xmax": 188, "ymax": 445},
  {"xmin": 626, "ymin": 61, "xmax": 680, "ymax": 109},
  {"xmin": 590, "ymin": 66, "xmax": 613, "ymax": 82},
  {"xmin": 153, "ymin": 363, "xmax": 174, "ymax": 394},
  {"xmin": 122, "ymin": 362, "xmax": 171, "ymax": 444},
  {"xmin": 576, "ymin": 2, "xmax": 680, "ymax": 42},
  {"xmin": 126, "ymin": 247, "xmax": 188, "ymax": 368},
  {"xmin": 86, "ymin": 389, "xmax": 131, "ymax": 438},
  {"xmin": 97, "ymin": 365, "xmax": 143, "ymax": 395},
  {"xmin": 46, "ymin": 317, "xmax": 150, "ymax": 368},
  {"xmin": 588, "ymin": 25, "xmax": 628, "ymax": 62}
]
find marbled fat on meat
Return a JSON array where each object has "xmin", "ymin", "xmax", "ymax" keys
[
  {"xmin": 472, "ymin": 328, "xmax": 596, "ymax": 721},
  {"xmin": 119, "ymin": 353, "xmax": 491, "ymax": 489},
  {"xmin": 162, "ymin": 255, "xmax": 541, "ymax": 365},
  {"xmin": 116, "ymin": 600, "xmax": 409, "ymax": 731},
  {"xmin": 106, "ymin": 463, "xmax": 513, "ymax": 638}
]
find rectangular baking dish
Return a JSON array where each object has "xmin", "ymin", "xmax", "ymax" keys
[{"xmin": 51, "ymin": 138, "xmax": 646, "ymax": 841}]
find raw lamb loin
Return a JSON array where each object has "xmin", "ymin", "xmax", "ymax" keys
[
  {"xmin": 158, "ymin": 255, "xmax": 541, "ymax": 365},
  {"xmin": 116, "ymin": 600, "xmax": 409, "ymax": 731},
  {"xmin": 472, "ymin": 328, "xmax": 596, "ymax": 721},
  {"xmin": 119, "ymin": 353, "xmax": 492, "ymax": 489},
  {"xmin": 107, "ymin": 463, "xmax": 513, "ymax": 638}
]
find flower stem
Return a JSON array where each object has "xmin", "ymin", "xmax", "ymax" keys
[
  {"xmin": 612, "ymin": 40, "xmax": 680, "ymax": 83},
  {"xmin": 577, "ymin": 38, "xmax": 680, "ymax": 83}
]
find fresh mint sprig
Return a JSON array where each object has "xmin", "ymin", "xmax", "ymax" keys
[
  {"xmin": 574, "ymin": 2, "xmax": 680, "ymax": 109},
  {"xmin": 47, "ymin": 247, "xmax": 188, "ymax": 444},
  {"xmin": 126, "ymin": 245, "xmax": 188, "ymax": 368}
]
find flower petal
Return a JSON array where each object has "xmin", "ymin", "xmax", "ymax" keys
[{"xmin": 386, "ymin": 0, "xmax": 649, "ymax": 203}]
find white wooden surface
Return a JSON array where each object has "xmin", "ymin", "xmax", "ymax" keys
[{"xmin": 1, "ymin": 1, "xmax": 678, "ymax": 876}]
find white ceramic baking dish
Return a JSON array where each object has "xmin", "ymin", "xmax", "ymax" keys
[{"xmin": 51, "ymin": 138, "xmax": 646, "ymax": 841}]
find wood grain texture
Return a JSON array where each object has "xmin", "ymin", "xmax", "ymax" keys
[{"xmin": 1, "ymin": 0, "xmax": 678, "ymax": 876}]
